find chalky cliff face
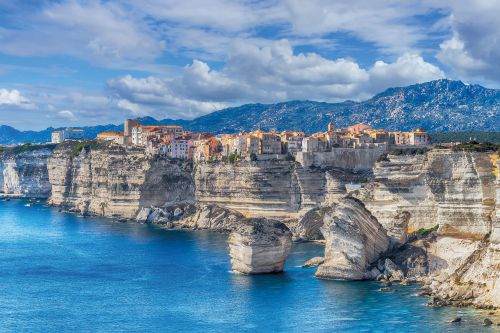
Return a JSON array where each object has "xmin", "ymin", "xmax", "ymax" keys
[
  {"xmin": 193, "ymin": 160, "xmax": 365, "ymax": 219},
  {"xmin": 0, "ymin": 149, "xmax": 53, "ymax": 198},
  {"xmin": 47, "ymin": 142, "xmax": 194, "ymax": 218},
  {"xmin": 351, "ymin": 149, "xmax": 500, "ymax": 308}
]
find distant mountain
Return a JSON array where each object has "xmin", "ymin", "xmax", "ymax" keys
[
  {"xmin": 185, "ymin": 79, "xmax": 500, "ymax": 133},
  {"xmin": 1, "ymin": 79, "xmax": 499, "ymax": 144}
]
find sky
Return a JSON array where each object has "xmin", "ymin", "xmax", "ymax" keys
[{"xmin": 1, "ymin": 0, "xmax": 500, "ymax": 130}]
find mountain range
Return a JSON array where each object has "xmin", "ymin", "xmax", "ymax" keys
[{"xmin": 1, "ymin": 79, "xmax": 499, "ymax": 144}]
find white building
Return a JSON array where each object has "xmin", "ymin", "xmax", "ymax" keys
[
  {"xmin": 51, "ymin": 128, "xmax": 84, "ymax": 143},
  {"xmin": 161, "ymin": 139, "xmax": 192, "ymax": 159}
]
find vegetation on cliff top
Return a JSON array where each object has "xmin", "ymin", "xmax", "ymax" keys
[
  {"xmin": 0, "ymin": 143, "xmax": 57, "ymax": 156},
  {"xmin": 70, "ymin": 140, "xmax": 100, "ymax": 157},
  {"xmin": 431, "ymin": 131, "xmax": 500, "ymax": 144},
  {"xmin": 451, "ymin": 141, "xmax": 500, "ymax": 153}
]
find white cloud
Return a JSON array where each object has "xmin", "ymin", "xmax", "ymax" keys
[
  {"xmin": 429, "ymin": 1, "xmax": 500, "ymax": 83},
  {"xmin": 58, "ymin": 110, "xmax": 78, "ymax": 121},
  {"xmin": 0, "ymin": 1, "xmax": 163, "ymax": 67},
  {"xmin": 108, "ymin": 40, "xmax": 444, "ymax": 119},
  {"xmin": 0, "ymin": 88, "xmax": 34, "ymax": 109},
  {"xmin": 369, "ymin": 54, "xmax": 445, "ymax": 89}
]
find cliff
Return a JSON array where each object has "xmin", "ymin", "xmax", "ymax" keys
[
  {"xmin": 0, "ymin": 148, "xmax": 53, "ymax": 198},
  {"xmin": 354, "ymin": 149, "xmax": 500, "ymax": 308},
  {"xmin": 194, "ymin": 160, "xmax": 365, "ymax": 219},
  {"xmin": 47, "ymin": 142, "xmax": 194, "ymax": 218},
  {"xmin": 315, "ymin": 197, "xmax": 390, "ymax": 280}
]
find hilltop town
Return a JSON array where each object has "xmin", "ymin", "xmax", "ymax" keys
[{"xmin": 52, "ymin": 120, "xmax": 430, "ymax": 161}]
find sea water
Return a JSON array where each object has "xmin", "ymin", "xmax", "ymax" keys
[{"xmin": 0, "ymin": 200, "xmax": 496, "ymax": 332}]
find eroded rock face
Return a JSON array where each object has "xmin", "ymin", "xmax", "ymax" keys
[
  {"xmin": 174, "ymin": 204, "xmax": 244, "ymax": 232},
  {"xmin": 47, "ymin": 142, "xmax": 194, "ymax": 218},
  {"xmin": 356, "ymin": 149, "xmax": 496, "ymax": 240},
  {"xmin": 315, "ymin": 197, "xmax": 390, "ymax": 280},
  {"xmin": 354, "ymin": 149, "xmax": 500, "ymax": 307},
  {"xmin": 293, "ymin": 207, "xmax": 332, "ymax": 241},
  {"xmin": 228, "ymin": 218, "xmax": 292, "ymax": 274},
  {"xmin": 194, "ymin": 160, "xmax": 365, "ymax": 219},
  {"xmin": 0, "ymin": 148, "xmax": 53, "ymax": 198}
]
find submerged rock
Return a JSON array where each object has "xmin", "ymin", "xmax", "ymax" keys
[
  {"xmin": 315, "ymin": 197, "xmax": 390, "ymax": 280},
  {"xmin": 228, "ymin": 218, "xmax": 292, "ymax": 274}
]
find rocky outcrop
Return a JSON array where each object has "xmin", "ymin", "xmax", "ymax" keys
[
  {"xmin": 315, "ymin": 197, "xmax": 390, "ymax": 280},
  {"xmin": 194, "ymin": 160, "xmax": 365, "ymax": 219},
  {"xmin": 355, "ymin": 149, "xmax": 500, "ymax": 308},
  {"xmin": 47, "ymin": 142, "xmax": 194, "ymax": 218},
  {"xmin": 173, "ymin": 204, "xmax": 244, "ymax": 232},
  {"xmin": 356, "ymin": 149, "xmax": 497, "ymax": 241},
  {"xmin": 227, "ymin": 218, "xmax": 292, "ymax": 274},
  {"xmin": 0, "ymin": 148, "xmax": 53, "ymax": 198},
  {"xmin": 293, "ymin": 207, "xmax": 332, "ymax": 241}
]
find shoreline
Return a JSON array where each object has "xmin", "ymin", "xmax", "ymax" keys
[{"xmin": 3, "ymin": 197, "xmax": 498, "ymax": 317}]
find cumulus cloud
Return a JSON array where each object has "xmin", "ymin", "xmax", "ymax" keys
[
  {"xmin": 108, "ymin": 40, "xmax": 444, "ymax": 118},
  {"xmin": 431, "ymin": 1, "xmax": 500, "ymax": 82},
  {"xmin": 369, "ymin": 54, "xmax": 445, "ymax": 90},
  {"xmin": 57, "ymin": 110, "xmax": 78, "ymax": 121},
  {"xmin": 0, "ymin": 88, "xmax": 34, "ymax": 109}
]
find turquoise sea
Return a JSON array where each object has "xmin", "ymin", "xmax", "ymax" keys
[{"xmin": 0, "ymin": 200, "xmax": 497, "ymax": 332}]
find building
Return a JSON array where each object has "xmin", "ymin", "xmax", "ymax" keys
[
  {"xmin": 253, "ymin": 131, "xmax": 282, "ymax": 154},
  {"xmin": 409, "ymin": 128, "xmax": 430, "ymax": 146},
  {"xmin": 51, "ymin": 130, "xmax": 65, "ymax": 144},
  {"xmin": 161, "ymin": 138, "xmax": 192, "ymax": 159},
  {"xmin": 51, "ymin": 128, "xmax": 84, "ymax": 143},
  {"xmin": 124, "ymin": 119, "xmax": 140, "ymax": 145},
  {"xmin": 281, "ymin": 131, "xmax": 305, "ymax": 154},
  {"xmin": 390, "ymin": 128, "xmax": 430, "ymax": 146},
  {"xmin": 131, "ymin": 125, "xmax": 183, "ymax": 146},
  {"xmin": 97, "ymin": 132, "xmax": 125, "ymax": 144}
]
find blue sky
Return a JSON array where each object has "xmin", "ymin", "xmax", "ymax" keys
[{"xmin": 0, "ymin": 0, "xmax": 499, "ymax": 130}]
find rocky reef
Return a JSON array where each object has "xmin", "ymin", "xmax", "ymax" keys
[
  {"xmin": 228, "ymin": 218, "xmax": 292, "ymax": 274},
  {"xmin": 0, "ymin": 148, "xmax": 53, "ymax": 198},
  {"xmin": 315, "ymin": 197, "xmax": 390, "ymax": 280},
  {"xmin": 47, "ymin": 142, "xmax": 194, "ymax": 218}
]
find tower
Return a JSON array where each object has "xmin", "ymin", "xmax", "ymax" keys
[{"xmin": 328, "ymin": 121, "xmax": 335, "ymax": 132}]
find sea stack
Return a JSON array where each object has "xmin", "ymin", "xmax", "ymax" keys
[
  {"xmin": 316, "ymin": 197, "xmax": 390, "ymax": 280},
  {"xmin": 228, "ymin": 218, "xmax": 292, "ymax": 274}
]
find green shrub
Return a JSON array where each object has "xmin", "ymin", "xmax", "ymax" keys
[
  {"xmin": 388, "ymin": 147, "xmax": 429, "ymax": 156},
  {"xmin": 377, "ymin": 153, "xmax": 390, "ymax": 162},
  {"xmin": 451, "ymin": 141, "xmax": 500, "ymax": 153},
  {"xmin": 250, "ymin": 153, "xmax": 258, "ymax": 161},
  {"xmin": 414, "ymin": 225, "xmax": 439, "ymax": 236},
  {"xmin": 285, "ymin": 152, "xmax": 295, "ymax": 161},
  {"xmin": 3, "ymin": 143, "xmax": 57, "ymax": 155},
  {"xmin": 70, "ymin": 140, "xmax": 99, "ymax": 157},
  {"xmin": 227, "ymin": 151, "xmax": 238, "ymax": 164}
]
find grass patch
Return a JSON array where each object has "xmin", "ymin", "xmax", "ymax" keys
[{"xmin": 414, "ymin": 225, "xmax": 439, "ymax": 236}]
